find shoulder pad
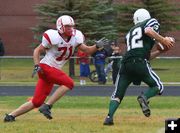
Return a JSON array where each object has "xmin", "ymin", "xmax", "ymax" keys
[
  {"xmin": 43, "ymin": 29, "xmax": 59, "ymax": 45},
  {"xmin": 74, "ymin": 30, "xmax": 85, "ymax": 44}
]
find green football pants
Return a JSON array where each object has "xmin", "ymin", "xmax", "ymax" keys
[{"xmin": 111, "ymin": 58, "xmax": 163, "ymax": 100}]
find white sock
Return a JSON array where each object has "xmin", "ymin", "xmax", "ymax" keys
[
  {"xmin": 80, "ymin": 80, "xmax": 83, "ymax": 85},
  {"xmin": 83, "ymin": 80, "xmax": 86, "ymax": 85}
]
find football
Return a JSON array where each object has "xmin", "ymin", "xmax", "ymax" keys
[
  {"xmin": 156, "ymin": 37, "xmax": 175, "ymax": 51},
  {"xmin": 157, "ymin": 43, "xmax": 169, "ymax": 51}
]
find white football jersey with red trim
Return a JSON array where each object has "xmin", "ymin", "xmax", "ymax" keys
[{"xmin": 40, "ymin": 29, "xmax": 84, "ymax": 69}]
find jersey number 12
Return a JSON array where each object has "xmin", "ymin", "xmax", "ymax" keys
[{"xmin": 126, "ymin": 27, "xmax": 143, "ymax": 51}]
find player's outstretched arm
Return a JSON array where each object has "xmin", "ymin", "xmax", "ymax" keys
[
  {"xmin": 78, "ymin": 44, "xmax": 97, "ymax": 55},
  {"xmin": 78, "ymin": 37, "xmax": 109, "ymax": 55}
]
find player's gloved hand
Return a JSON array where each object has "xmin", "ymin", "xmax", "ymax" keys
[
  {"xmin": 95, "ymin": 37, "xmax": 109, "ymax": 49},
  {"xmin": 31, "ymin": 65, "xmax": 42, "ymax": 78}
]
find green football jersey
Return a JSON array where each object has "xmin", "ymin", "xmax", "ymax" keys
[{"xmin": 122, "ymin": 18, "xmax": 160, "ymax": 62}]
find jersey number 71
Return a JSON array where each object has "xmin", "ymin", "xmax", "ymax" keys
[{"xmin": 56, "ymin": 46, "xmax": 73, "ymax": 61}]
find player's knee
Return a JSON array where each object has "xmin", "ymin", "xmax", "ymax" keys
[
  {"xmin": 65, "ymin": 79, "xmax": 74, "ymax": 90},
  {"xmin": 32, "ymin": 97, "xmax": 45, "ymax": 107}
]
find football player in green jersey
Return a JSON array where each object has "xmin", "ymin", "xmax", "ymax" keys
[{"xmin": 103, "ymin": 8, "xmax": 175, "ymax": 125}]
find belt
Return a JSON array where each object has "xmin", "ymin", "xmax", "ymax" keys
[{"xmin": 123, "ymin": 57, "xmax": 145, "ymax": 64}]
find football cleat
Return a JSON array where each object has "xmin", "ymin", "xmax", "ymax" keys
[
  {"xmin": 4, "ymin": 114, "xmax": 15, "ymax": 122},
  {"xmin": 137, "ymin": 95, "xmax": 151, "ymax": 117},
  {"xmin": 103, "ymin": 116, "xmax": 114, "ymax": 125},
  {"xmin": 39, "ymin": 103, "xmax": 53, "ymax": 120}
]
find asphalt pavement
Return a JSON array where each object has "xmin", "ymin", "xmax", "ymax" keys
[{"xmin": 0, "ymin": 85, "xmax": 179, "ymax": 96}]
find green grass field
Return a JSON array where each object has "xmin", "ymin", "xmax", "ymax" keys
[
  {"xmin": 0, "ymin": 58, "xmax": 179, "ymax": 132},
  {"xmin": 0, "ymin": 58, "xmax": 180, "ymax": 85},
  {"xmin": 0, "ymin": 96, "xmax": 179, "ymax": 133}
]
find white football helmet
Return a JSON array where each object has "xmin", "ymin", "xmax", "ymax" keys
[
  {"xmin": 56, "ymin": 15, "xmax": 75, "ymax": 36},
  {"xmin": 133, "ymin": 8, "xmax": 151, "ymax": 25}
]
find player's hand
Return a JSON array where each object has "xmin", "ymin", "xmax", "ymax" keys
[
  {"xmin": 161, "ymin": 37, "xmax": 175, "ymax": 49},
  {"xmin": 31, "ymin": 65, "xmax": 42, "ymax": 78},
  {"xmin": 95, "ymin": 37, "xmax": 109, "ymax": 49}
]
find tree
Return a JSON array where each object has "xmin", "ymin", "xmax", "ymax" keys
[
  {"xmin": 142, "ymin": 0, "xmax": 180, "ymax": 34},
  {"xmin": 31, "ymin": 0, "xmax": 179, "ymax": 75},
  {"xmin": 32, "ymin": 0, "xmax": 118, "ymax": 45},
  {"xmin": 32, "ymin": 0, "xmax": 179, "ymax": 44},
  {"xmin": 114, "ymin": 0, "xmax": 179, "ymax": 42},
  {"xmin": 114, "ymin": 3, "xmax": 141, "ymax": 43}
]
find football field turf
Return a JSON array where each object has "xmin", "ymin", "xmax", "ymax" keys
[{"xmin": 0, "ymin": 96, "xmax": 179, "ymax": 133}]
